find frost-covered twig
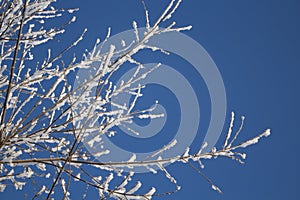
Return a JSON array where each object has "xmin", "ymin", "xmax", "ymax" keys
[{"xmin": 0, "ymin": 0, "xmax": 270, "ymax": 199}]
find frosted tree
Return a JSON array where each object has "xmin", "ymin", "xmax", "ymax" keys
[{"xmin": 0, "ymin": 0, "xmax": 270, "ymax": 199}]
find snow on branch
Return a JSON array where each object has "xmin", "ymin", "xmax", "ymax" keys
[{"xmin": 0, "ymin": 0, "xmax": 270, "ymax": 199}]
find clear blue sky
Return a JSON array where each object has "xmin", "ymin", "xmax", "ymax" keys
[{"xmin": 1, "ymin": 0, "xmax": 299, "ymax": 199}]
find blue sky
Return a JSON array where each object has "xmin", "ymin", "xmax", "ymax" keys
[{"xmin": 1, "ymin": 0, "xmax": 300, "ymax": 199}]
